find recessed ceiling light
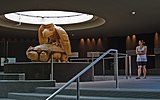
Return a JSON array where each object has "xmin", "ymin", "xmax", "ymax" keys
[
  {"xmin": 4, "ymin": 11, "xmax": 94, "ymax": 25},
  {"xmin": 131, "ymin": 11, "xmax": 136, "ymax": 15},
  {"xmin": 71, "ymin": 34, "xmax": 74, "ymax": 36}
]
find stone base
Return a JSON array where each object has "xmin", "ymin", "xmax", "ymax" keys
[{"xmin": 4, "ymin": 62, "xmax": 92, "ymax": 82}]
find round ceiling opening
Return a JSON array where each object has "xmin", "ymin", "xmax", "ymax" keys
[{"xmin": 4, "ymin": 11, "xmax": 94, "ymax": 25}]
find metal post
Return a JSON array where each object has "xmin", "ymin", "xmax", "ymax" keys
[
  {"xmin": 3, "ymin": 39, "xmax": 5, "ymax": 59},
  {"xmin": 114, "ymin": 58, "xmax": 116, "ymax": 80},
  {"xmin": 4, "ymin": 40, "xmax": 9, "ymax": 63},
  {"xmin": 91, "ymin": 52, "xmax": 94, "ymax": 80},
  {"xmin": 87, "ymin": 59, "xmax": 89, "ymax": 62},
  {"xmin": 76, "ymin": 77, "xmax": 80, "ymax": 100},
  {"xmin": 6, "ymin": 41, "xmax": 8, "ymax": 59},
  {"xmin": 114, "ymin": 50, "xmax": 119, "ymax": 88},
  {"xmin": 125, "ymin": 55, "xmax": 128, "ymax": 79},
  {"xmin": 129, "ymin": 56, "xmax": 132, "ymax": 78},
  {"xmin": 102, "ymin": 59, "xmax": 105, "ymax": 76},
  {"xmin": 51, "ymin": 55, "xmax": 54, "ymax": 80},
  {"xmin": 91, "ymin": 52, "xmax": 94, "ymax": 62}
]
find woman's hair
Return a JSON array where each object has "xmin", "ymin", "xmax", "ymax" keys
[{"xmin": 139, "ymin": 40, "xmax": 145, "ymax": 45}]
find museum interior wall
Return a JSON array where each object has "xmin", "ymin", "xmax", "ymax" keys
[{"xmin": 0, "ymin": 32, "xmax": 159, "ymax": 75}]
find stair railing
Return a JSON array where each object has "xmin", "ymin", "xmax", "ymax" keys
[{"xmin": 46, "ymin": 49, "xmax": 118, "ymax": 100}]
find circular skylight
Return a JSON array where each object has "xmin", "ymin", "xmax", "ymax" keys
[{"xmin": 4, "ymin": 11, "xmax": 93, "ymax": 25}]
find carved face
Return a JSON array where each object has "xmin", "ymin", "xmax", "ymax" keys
[
  {"xmin": 42, "ymin": 23, "xmax": 55, "ymax": 29},
  {"xmin": 41, "ymin": 23, "xmax": 56, "ymax": 38}
]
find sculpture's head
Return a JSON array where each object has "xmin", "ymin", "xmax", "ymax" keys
[
  {"xmin": 42, "ymin": 23, "xmax": 54, "ymax": 28},
  {"xmin": 41, "ymin": 23, "xmax": 56, "ymax": 38}
]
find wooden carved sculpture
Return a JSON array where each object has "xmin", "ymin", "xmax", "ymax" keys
[{"xmin": 26, "ymin": 23, "xmax": 71, "ymax": 62}]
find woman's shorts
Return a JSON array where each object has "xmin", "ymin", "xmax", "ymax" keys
[{"xmin": 137, "ymin": 62, "xmax": 147, "ymax": 66}]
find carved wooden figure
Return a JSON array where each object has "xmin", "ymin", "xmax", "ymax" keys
[{"xmin": 26, "ymin": 23, "xmax": 71, "ymax": 62}]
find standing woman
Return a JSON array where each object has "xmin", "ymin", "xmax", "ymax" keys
[{"xmin": 136, "ymin": 40, "xmax": 147, "ymax": 79}]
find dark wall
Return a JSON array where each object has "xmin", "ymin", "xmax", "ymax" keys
[
  {"xmin": 0, "ymin": 41, "xmax": 4, "ymax": 58},
  {"xmin": 70, "ymin": 37, "xmax": 126, "ymax": 57},
  {"xmin": 0, "ymin": 39, "xmax": 38, "ymax": 62},
  {"xmin": 136, "ymin": 33, "xmax": 154, "ymax": 54},
  {"xmin": 71, "ymin": 38, "xmax": 108, "ymax": 57},
  {"xmin": 0, "ymin": 33, "xmax": 156, "ymax": 72},
  {"xmin": 126, "ymin": 33, "xmax": 154, "ymax": 54},
  {"xmin": 108, "ymin": 37, "xmax": 126, "ymax": 53},
  {"xmin": 0, "ymin": 33, "xmax": 155, "ymax": 60},
  {"xmin": 8, "ymin": 41, "xmax": 38, "ymax": 62}
]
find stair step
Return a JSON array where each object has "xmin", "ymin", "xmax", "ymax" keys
[
  {"xmin": 0, "ymin": 98, "xmax": 17, "ymax": 100},
  {"xmin": 35, "ymin": 87, "xmax": 59, "ymax": 93},
  {"xmin": 8, "ymin": 93, "xmax": 48, "ymax": 100},
  {"xmin": 8, "ymin": 93, "xmax": 160, "ymax": 100},
  {"xmin": 35, "ymin": 87, "xmax": 160, "ymax": 99},
  {"xmin": 0, "ymin": 73, "xmax": 25, "ymax": 80},
  {"xmin": 0, "ymin": 80, "xmax": 55, "ymax": 98}
]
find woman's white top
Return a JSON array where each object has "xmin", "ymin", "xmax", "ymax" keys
[{"xmin": 136, "ymin": 46, "xmax": 147, "ymax": 62}]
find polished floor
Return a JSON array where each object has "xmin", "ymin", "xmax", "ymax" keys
[{"xmin": 56, "ymin": 76, "xmax": 160, "ymax": 90}]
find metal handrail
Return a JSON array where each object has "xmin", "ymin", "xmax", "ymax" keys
[
  {"xmin": 70, "ymin": 56, "xmax": 126, "ymax": 62},
  {"xmin": 69, "ymin": 52, "xmax": 127, "ymax": 62},
  {"xmin": 46, "ymin": 49, "xmax": 118, "ymax": 100},
  {"xmin": 70, "ymin": 54, "xmax": 128, "ymax": 78}
]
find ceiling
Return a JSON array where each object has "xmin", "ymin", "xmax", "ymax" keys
[{"xmin": 0, "ymin": 0, "xmax": 160, "ymax": 39}]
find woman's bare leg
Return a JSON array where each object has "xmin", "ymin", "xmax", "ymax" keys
[
  {"xmin": 143, "ymin": 65, "xmax": 147, "ymax": 78},
  {"xmin": 137, "ymin": 66, "xmax": 142, "ymax": 78}
]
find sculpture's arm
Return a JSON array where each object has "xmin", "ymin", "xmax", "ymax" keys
[
  {"xmin": 56, "ymin": 26, "xmax": 71, "ymax": 55},
  {"xmin": 38, "ymin": 25, "xmax": 48, "ymax": 44}
]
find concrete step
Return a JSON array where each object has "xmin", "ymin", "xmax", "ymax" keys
[
  {"xmin": 0, "ymin": 80, "xmax": 55, "ymax": 98},
  {"xmin": 0, "ymin": 98, "xmax": 17, "ymax": 100},
  {"xmin": 8, "ymin": 92, "xmax": 160, "ymax": 100},
  {"xmin": 0, "ymin": 73, "xmax": 25, "ymax": 80},
  {"xmin": 35, "ymin": 87, "xmax": 160, "ymax": 99},
  {"xmin": 94, "ymin": 76, "xmax": 126, "ymax": 81},
  {"xmin": 35, "ymin": 87, "xmax": 59, "ymax": 93}
]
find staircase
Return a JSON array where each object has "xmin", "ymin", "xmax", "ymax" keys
[
  {"xmin": 5, "ymin": 86, "xmax": 160, "ymax": 100},
  {"xmin": 0, "ymin": 80, "xmax": 55, "ymax": 100},
  {"xmin": 1, "ymin": 74, "xmax": 160, "ymax": 100},
  {"xmin": 0, "ymin": 72, "xmax": 25, "ymax": 80},
  {"xmin": 1, "ymin": 75, "xmax": 160, "ymax": 100}
]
